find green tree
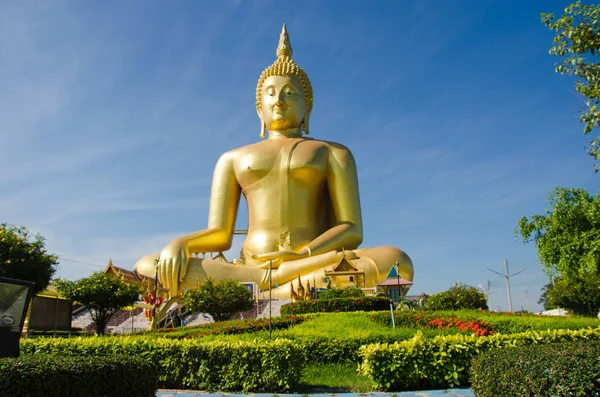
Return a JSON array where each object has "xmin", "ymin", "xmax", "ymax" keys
[
  {"xmin": 517, "ymin": 187, "xmax": 600, "ymax": 279},
  {"xmin": 538, "ymin": 282, "xmax": 557, "ymax": 311},
  {"xmin": 544, "ymin": 274, "xmax": 600, "ymax": 316},
  {"xmin": 183, "ymin": 278, "xmax": 254, "ymax": 322},
  {"xmin": 0, "ymin": 223, "xmax": 58, "ymax": 294},
  {"xmin": 542, "ymin": 1, "xmax": 600, "ymax": 171},
  {"xmin": 427, "ymin": 282, "xmax": 488, "ymax": 311},
  {"xmin": 55, "ymin": 272, "xmax": 140, "ymax": 335}
]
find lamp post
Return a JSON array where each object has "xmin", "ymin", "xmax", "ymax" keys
[
  {"xmin": 395, "ymin": 259, "xmax": 401, "ymax": 304},
  {"xmin": 268, "ymin": 260, "xmax": 273, "ymax": 339}
]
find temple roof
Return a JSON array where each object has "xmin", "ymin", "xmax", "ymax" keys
[
  {"xmin": 377, "ymin": 277, "xmax": 413, "ymax": 287},
  {"xmin": 103, "ymin": 259, "xmax": 154, "ymax": 285}
]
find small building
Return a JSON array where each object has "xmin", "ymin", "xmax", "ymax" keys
[
  {"xmin": 377, "ymin": 266, "xmax": 413, "ymax": 302},
  {"xmin": 324, "ymin": 253, "xmax": 365, "ymax": 288}
]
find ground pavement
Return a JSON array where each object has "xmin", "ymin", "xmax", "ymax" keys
[{"xmin": 157, "ymin": 390, "xmax": 475, "ymax": 397}]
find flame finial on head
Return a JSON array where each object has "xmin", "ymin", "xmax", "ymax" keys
[{"xmin": 276, "ymin": 23, "xmax": 293, "ymax": 58}]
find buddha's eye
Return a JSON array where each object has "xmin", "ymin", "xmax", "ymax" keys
[{"xmin": 266, "ymin": 87, "xmax": 275, "ymax": 96}]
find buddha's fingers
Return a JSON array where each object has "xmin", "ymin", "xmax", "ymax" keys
[
  {"xmin": 169, "ymin": 259, "xmax": 180, "ymax": 300},
  {"xmin": 179, "ymin": 251, "xmax": 189, "ymax": 283}
]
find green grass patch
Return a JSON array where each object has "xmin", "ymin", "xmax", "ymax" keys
[{"xmin": 294, "ymin": 363, "xmax": 374, "ymax": 393}]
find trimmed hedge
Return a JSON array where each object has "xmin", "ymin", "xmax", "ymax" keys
[
  {"xmin": 21, "ymin": 337, "xmax": 302, "ymax": 392},
  {"xmin": 140, "ymin": 315, "xmax": 304, "ymax": 339},
  {"xmin": 358, "ymin": 327, "xmax": 600, "ymax": 391},
  {"xmin": 0, "ymin": 354, "xmax": 158, "ymax": 397},
  {"xmin": 281, "ymin": 297, "xmax": 390, "ymax": 315},
  {"xmin": 470, "ymin": 341, "xmax": 600, "ymax": 397}
]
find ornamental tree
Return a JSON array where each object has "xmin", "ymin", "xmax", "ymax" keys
[
  {"xmin": 55, "ymin": 272, "xmax": 140, "ymax": 335},
  {"xmin": 183, "ymin": 278, "xmax": 254, "ymax": 322},
  {"xmin": 542, "ymin": 2, "xmax": 600, "ymax": 171},
  {"xmin": 517, "ymin": 187, "xmax": 600, "ymax": 280},
  {"xmin": 0, "ymin": 223, "xmax": 58, "ymax": 294},
  {"xmin": 543, "ymin": 273, "xmax": 600, "ymax": 316},
  {"xmin": 427, "ymin": 282, "xmax": 488, "ymax": 311}
]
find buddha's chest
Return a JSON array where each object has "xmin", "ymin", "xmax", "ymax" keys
[{"xmin": 234, "ymin": 141, "xmax": 328, "ymax": 190}]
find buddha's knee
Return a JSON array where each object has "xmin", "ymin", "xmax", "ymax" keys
[
  {"xmin": 133, "ymin": 253, "xmax": 160, "ymax": 279},
  {"xmin": 355, "ymin": 246, "xmax": 414, "ymax": 281}
]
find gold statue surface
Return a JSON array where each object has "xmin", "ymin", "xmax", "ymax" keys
[{"xmin": 134, "ymin": 25, "xmax": 414, "ymax": 298}]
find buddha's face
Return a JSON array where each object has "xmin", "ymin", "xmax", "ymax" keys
[{"xmin": 260, "ymin": 75, "xmax": 306, "ymax": 131}]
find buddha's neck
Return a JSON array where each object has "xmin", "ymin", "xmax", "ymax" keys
[{"xmin": 268, "ymin": 128, "xmax": 302, "ymax": 139}]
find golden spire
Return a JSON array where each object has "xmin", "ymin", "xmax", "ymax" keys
[{"xmin": 276, "ymin": 23, "xmax": 293, "ymax": 58}]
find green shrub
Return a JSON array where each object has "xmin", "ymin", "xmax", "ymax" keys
[
  {"xmin": 358, "ymin": 327, "xmax": 600, "ymax": 391},
  {"xmin": 21, "ymin": 337, "xmax": 302, "ymax": 392},
  {"xmin": 139, "ymin": 315, "xmax": 304, "ymax": 339},
  {"xmin": 0, "ymin": 354, "xmax": 158, "ymax": 397},
  {"xmin": 318, "ymin": 286, "xmax": 365, "ymax": 300},
  {"xmin": 427, "ymin": 283, "xmax": 488, "ymax": 311},
  {"xmin": 281, "ymin": 297, "xmax": 390, "ymax": 315},
  {"xmin": 470, "ymin": 341, "xmax": 600, "ymax": 397}
]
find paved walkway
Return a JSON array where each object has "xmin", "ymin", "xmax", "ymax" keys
[{"xmin": 157, "ymin": 389, "xmax": 475, "ymax": 397}]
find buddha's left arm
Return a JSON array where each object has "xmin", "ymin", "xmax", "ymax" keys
[{"xmin": 302, "ymin": 144, "xmax": 364, "ymax": 255}]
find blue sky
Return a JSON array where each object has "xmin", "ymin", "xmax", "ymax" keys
[{"xmin": 1, "ymin": 0, "xmax": 598, "ymax": 313}]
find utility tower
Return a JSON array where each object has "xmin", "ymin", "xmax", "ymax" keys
[{"xmin": 487, "ymin": 259, "xmax": 525, "ymax": 312}]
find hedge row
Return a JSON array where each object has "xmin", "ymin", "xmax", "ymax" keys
[
  {"xmin": 281, "ymin": 297, "xmax": 390, "ymax": 315},
  {"xmin": 0, "ymin": 354, "xmax": 158, "ymax": 397},
  {"xmin": 470, "ymin": 341, "xmax": 600, "ymax": 397},
  {"xmin": 358, "ymin": 327, "xmax": 600, "ymax": 391},
  {"xmin": 141, "ymin": 315, "xmax": 304, "ymax": 339},
  {"xmin": 21, "ymin": 337, "xmax": 302, "ymax": 392}
]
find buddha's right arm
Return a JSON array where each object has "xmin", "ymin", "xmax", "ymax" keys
[
  {"xmin": 158, "ymin": 152, "xmax": 241, "ymax": 297},
  {"xmin": 182, "ymin": 151, "xmax": 241, "ymax": 254}
]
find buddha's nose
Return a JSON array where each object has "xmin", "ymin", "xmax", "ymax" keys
[{"xmin": 277, "ymin": 90, "xmax": 287, "ymax": 102}]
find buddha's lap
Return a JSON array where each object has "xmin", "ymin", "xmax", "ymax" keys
[{"xmin": 134, "ymin": 245, "xmax": 413, "ymax": 292}]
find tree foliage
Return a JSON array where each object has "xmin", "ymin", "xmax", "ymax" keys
[
  {"xmin": 0, "ymin": 223, "xmax": 58, "ymax": 294},
  {"xmin": 318, "ymin": 286, "xmax": 365, "ymax": 300},
  {"xmin": 517, "ymin": 187, "xmax": 600, "ymax": 279},
  {"xmin": 542, "ymin": 1, "xmax": 600, "ymax": 171},
  {"xmin": 543, "ymin": 274, "xmax": 600, "ymax": 317},
  {"xmin": 183, "ymin": 278, "xmax": 254, "ymax": 322},
  {"xmin": 55, "ymin": 272, "xmax": 140, "ymax": 335},
  {"xmin": 427, "ymin": 282, "xmax": 488, "ymax": 311}
]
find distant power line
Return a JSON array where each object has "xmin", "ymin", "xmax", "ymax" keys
[{"xmin": 58, "ymin": 257, "xmax": 105, "ymax": 269}]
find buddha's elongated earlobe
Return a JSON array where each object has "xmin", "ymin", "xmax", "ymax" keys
[
  {"xmin": 303, "ymin": 114, "xmax": 310, "ymax": 135},
  {"xmin": 260, "ymin": 121, "xmax": 266, "ymax": 138},
  {"xmin": 258, "ymin": 113, "xmax": 266, "ymax": 138}
]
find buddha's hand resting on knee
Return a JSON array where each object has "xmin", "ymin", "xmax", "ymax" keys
[{"xmin": 157, "ymin": 237, "xmax": 190, "ymax": 298}]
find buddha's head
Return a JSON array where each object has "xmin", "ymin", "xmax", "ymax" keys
[{"xmin": 256, "ymin": 24, "xmax": 313, "ymax": 138}]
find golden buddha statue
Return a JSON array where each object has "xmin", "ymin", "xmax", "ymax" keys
[{"xmin": 134, "ymin": 24, "xmax": 414, "ymax": 299}]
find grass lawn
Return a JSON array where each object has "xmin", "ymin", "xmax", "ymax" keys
[{"xmin": 295, "ymin": 363, "xmax": 374, "ymax": 393}]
